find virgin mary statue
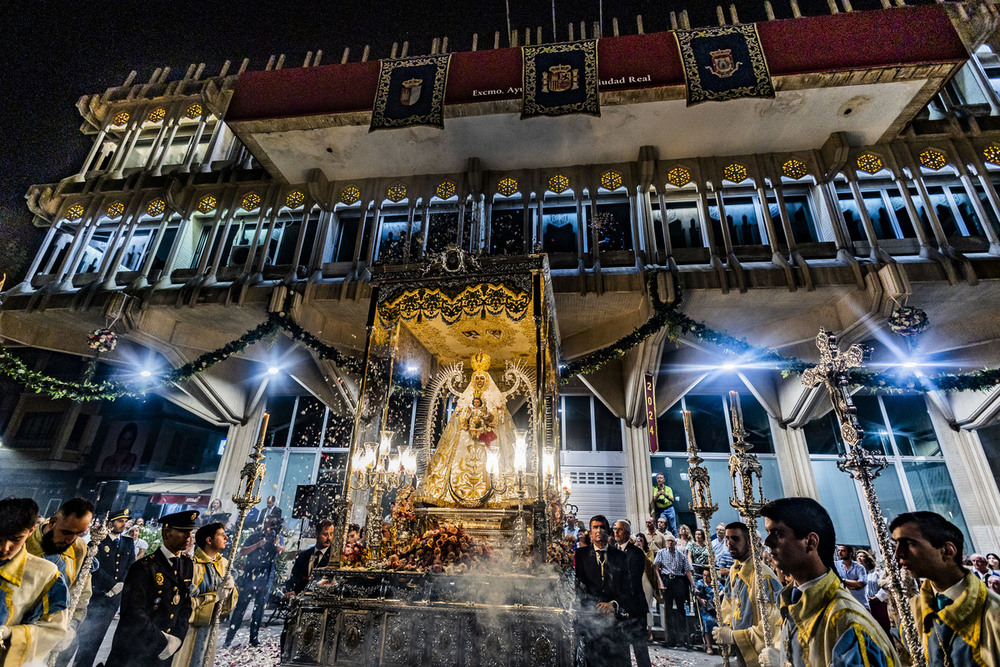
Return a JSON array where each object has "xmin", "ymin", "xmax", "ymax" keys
[{"xmin": 415, "ymin": 352, "xmax": 523, "ymax": 508}]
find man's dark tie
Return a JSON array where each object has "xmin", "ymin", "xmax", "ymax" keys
[
  {"xmin": 936, "ymin": 594, "xmax": 952, "ymax": 611},
  {"xmin": 790, "ymin": 588, "xmax": 803, "ymax": 604}
]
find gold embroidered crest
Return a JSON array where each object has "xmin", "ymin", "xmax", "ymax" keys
[{"xmin": 155, "ymin": 572, "xmax": 164, "ymax": 585}]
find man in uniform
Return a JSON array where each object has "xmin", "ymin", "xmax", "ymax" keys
[
  {"xmin": 25, "ymin": 498, "xmax": 94, "ymax": 667},
  {"xmin": 73, "ymin": 508, "xmax": 134, "ymax": 667},
  {"xmin": 758, "ymin": 497, "xmax": 897, "ymax": 667},
  {"xmin": 104, "ymin": 510, "xmax": 198, "ymax": 667},
  {"xmin": 712, "ymin": 521, "xmax": 781, "ymax": 667},
  {"xmin": 890, "ymin": 510, "xmax": 1000, "ymax": 666},
  {"xmin": 0, "ymin": 497, "xmax": 71, "ymax": 666},
  {"xmin": 649, "ymin": 474, "xmax": 680, "ymax": 536}
]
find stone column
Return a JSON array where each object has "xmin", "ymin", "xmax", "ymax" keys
[
  {"xmin": 623, "ymin": 423, "xmax": 654, "ymax": 526},
  {"xmin": 770, "ymin": 423, "xmax": 820, "ymax": 498},
  {"xmin": 844, "ymin": 172, "xmax": 889, "ymax": 263},
  {"xmin": 211, "ymin": 402, "xmax": 269, "ymax": 516},
  {"xmin": 926, "ymin": 408, "xmax": 1000, "ymax": 552},
  {"xmin": 8, "ymin": 225, "xmax": 58, "ymax": 294}
]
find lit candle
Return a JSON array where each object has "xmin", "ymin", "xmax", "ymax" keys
[
  {"xmin": 486, "ymin": 449, "xmax": 500, "ymax": 477},
  {"xmin": 561, "ymin": 474, "xmax": 572, "ymax": 495},
  {"xmin": 543, "ymin": 449, "xmax": 555, "ymax": 480},
  {"xmin": 728, "ymin": 391, "xmax": 744, "ymax": 433},
  {"xmin": 514, "ymin": 429, "xmax": 528, "ymax": 472},
  {"xmin": 379, "ymin": 430, "xmax": 393, "ymax": 459},
  {"xmin": 682, "ymin": 409, "xmax": 695, "ymax": 450}
]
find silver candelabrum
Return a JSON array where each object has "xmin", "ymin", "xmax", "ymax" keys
[
  {"xmin": 350, "ymin": 430, "xmax": 417, "ymax": 563},
  {"xmin": 486, "ymin": 428, "xmax": 530, "ymax": 554},
  {"xmin": 801, "ymin": 328, "xmax": 923, "ymax": 665},
  {"xmin": 726, "ymin": 391, "xmax": 774, "ymax": 649},
  {"xmin": 202, "ymin": 411, "xmax": 270, "ymax": 667},
  {"xmin": 683, "ymin": 410, "xmax": 731, "ymax": 667}
]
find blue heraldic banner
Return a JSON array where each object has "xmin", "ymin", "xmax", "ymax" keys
[
  {"xmin": 522, "ymin": 40, "xmax": 600, "ymax": 119},
  {"xmin": 370, "ymin": 53, "xmax": 451, "ymax": 132},
  {"xmin": 674, "ymin": 24, "xmax": 775, "ymax": 106}
]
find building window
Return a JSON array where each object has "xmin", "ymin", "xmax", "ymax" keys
[
  {"xmin": 559, "ymin": 395, "xmax": 623, "ymax": 452},
  {"xmin": 803, "ymin": 393, "xmax": 970, "ymax": 547}
]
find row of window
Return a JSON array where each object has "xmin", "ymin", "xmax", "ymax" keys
[{"xmin": 40, "ymin": 173, "xmax": 1000, "ymax": 286}]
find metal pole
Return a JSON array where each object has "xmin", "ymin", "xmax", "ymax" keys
[
  {"xmin": 202, "ymin": 412, "xmax": 270, "ymax": 667},
  {"xmin": 684, "ymin": 410, "xmax": 731, "ymax": 667},
  {"xmin": 801, "ymin": 329, "xmax": 924, "ymax": 665},
  {"xmin": 726, "ymin": 392, "xmax": 773, "ymax": 648},
  {"xmin": 48, "ymin": 516, "xmax": 109, "ymax": 667}
]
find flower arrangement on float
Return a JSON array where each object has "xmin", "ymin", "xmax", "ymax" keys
[{"xmin": 383, "ymin": 525, "xmax": 491, "ymax": 573}]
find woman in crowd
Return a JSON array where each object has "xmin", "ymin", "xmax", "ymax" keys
[
  {"xmin": 128, "ymin": 524, "xmax": 148, "ymax": 559},
  {"xmin": 676, "ymin": 524, "xmax": 692, "ymax": 554},
  {"xmin": 856, "ymin": 549, "xmax": 891, "ymax": 636},
  {"xmin": 687, "ymin": 527, "xmax": 710, "ymax": 572},
  {"xmin": 634, "ymin": 533, "xmax": 662, "ymax": 642},
  {"xmin": 693, "ymin": 565, "xmax": 718, "ymax": 655},
  {"xmin": 988, "ymin": 552, "xmax": 1000, "ymax": 571}
]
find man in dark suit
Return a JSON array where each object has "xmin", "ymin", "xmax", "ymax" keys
[
  {"xmin": 256, "ymin": 495, "xmax": 282, "ymax": 527},
  {"xmin": 279, "ymin": 519, "xmax": 334, "ymax": 654},
  {"xmin": 613, "ymin": 519, "xmax": 652, "ymax": 667},
  {"xmin": 105, "ymin": 510, "xmax": 198, "ymax": 667},
  {"xmin": 575, "ymin": 514, "xmax": 629, "ymax": 667},
  {"xmin": 283, "ymin": 519, "xmax": 334, "ymax": 599},
  {"xmin": 73, "ymin": 508, "xmax": 135, "ymax": 667}
]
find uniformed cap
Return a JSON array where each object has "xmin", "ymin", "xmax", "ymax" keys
[
  {"xmin": 109, "ymin": 508, "xmax": 130, "ymax": 522},
  {"xmin": 160, "ymin": 510, "xmax": 199, "ymax": 530}
]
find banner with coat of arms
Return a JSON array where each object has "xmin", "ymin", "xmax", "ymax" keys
[
  {"xmin": 370, "ymin": 54, "xmax": 451, "ymax": 132},
  {"xmin": 674, "ymin": 24, "xmax": 775, "ymax": 106},
  {"xmin": 521, "ymin": 40, "xmax": 600, "ymax": 119}
]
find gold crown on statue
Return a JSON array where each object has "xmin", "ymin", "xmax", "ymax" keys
[{"xmin": 471, "ymin": 352, "xmax": 491, "ymax": 372}]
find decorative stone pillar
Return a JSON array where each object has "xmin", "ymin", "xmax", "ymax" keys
[{"xmin": 211, "ymin": 402, "xmax": 269, "ymax": 517}]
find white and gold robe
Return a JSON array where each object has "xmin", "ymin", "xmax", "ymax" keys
[{"xmin": 0, "ymin": 545, "xmax": 70, "ymax": 667}]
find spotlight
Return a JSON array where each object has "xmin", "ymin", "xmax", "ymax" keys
[
  {"xmin": 268, "ymin": 366, "xmax": 280, "ymax": 375},
  {"xmin": 902, "ymin": 361, "xmax": 918, "ymax": 368},
  {"xmin": 139, "ymin": 370, "xmax": 152, "ymax": 378},
  {"xmin": 406, "ymin": 365, "xmax": 419, "ymax": 374},
  {"xmin": 721, "ymin": 362, "xmax": 737, "ymax": 371}
]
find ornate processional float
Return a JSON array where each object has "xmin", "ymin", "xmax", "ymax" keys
[{"xmin": 282, "ymin": 252, "xmax": 580, "ymax": 667}]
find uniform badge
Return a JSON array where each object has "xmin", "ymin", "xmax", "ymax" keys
[
  {"xmin": 155, "ymin": 572, "xmax": 164, "ymax": 585},
  {"xmin": 173, "ymin": 593, "xmax": 181, "ymax": 605},
  {"xmin": 104, "ymin": 545, "xmax": 110, "ymax": 553}
]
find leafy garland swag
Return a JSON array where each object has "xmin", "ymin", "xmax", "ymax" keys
[{"xmin": 1, "ymin": 271, "xmax": 999, "ymax": 401}]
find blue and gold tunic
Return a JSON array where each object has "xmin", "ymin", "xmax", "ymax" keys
[
  {"xmin": 719, "ymin": 558, "xmax": 781, "ymax": 667},
  {"xmin": 911, "ymin": 572, "xmax": 1000, "ymax": 667},
  {"xmin": 776, "ymin": 569, "xmax": 897, "ymax": 667},
  {"xmin": 0, "ymin": 545, "xmax": 70, "ymax": 667}
]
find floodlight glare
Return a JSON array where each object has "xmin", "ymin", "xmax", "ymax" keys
[
  {"xmin": 902, "ymin": 361, "xmax": 918, "ymax": 368},
  {"xmin": 721, "ymin": 362, "xmax": 737, "ymax": 371},
  {"xmin": 268, "ymin": 366, "xmax": 280, "ymax": 375}
]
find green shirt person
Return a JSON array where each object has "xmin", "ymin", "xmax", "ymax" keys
[{"xmin": 650, "ymin": 473, "xmax": 680, "ymax": 536}]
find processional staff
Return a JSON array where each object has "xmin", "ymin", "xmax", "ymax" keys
[
  {"xmin": 48, "ymin": 516, "xmax": 109, "ymax": 667},
  {"xmin": 726, "ymin": 391, "xmax": 774, "ymax": 648},
  {"xmin": 202, "ymin": 411, "xmax": 270, "ymax": 667},
  {"xmin": 683, "ymin": 410, "xmax": 731, "ymax": 667},
  {"xmin": 801, "ymin": 328, "xmax": 923, "ymax": 665}
]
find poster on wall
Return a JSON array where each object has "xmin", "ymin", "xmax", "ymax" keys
[{"xmin": 99, "ymin": 421, "xmax": 152, "ymax": 473}]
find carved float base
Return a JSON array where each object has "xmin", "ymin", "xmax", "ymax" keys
[{"xmin": 284, "ymin": 569, "xmax": 578, "ymax": 666}]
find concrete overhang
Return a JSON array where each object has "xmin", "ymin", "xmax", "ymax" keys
[{"xmin": 225, "ymin": 5, "xmax": 968, "ymax": 185}]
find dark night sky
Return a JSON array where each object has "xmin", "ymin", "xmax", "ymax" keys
[{"xmin": 0, "ymin": 0, "xmax": 861, "ymax": 275}]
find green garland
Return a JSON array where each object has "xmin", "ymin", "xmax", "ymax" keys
[
  {"xmin": 559, "ymin": 270, "xmax": 1000, "ymax": 395},
  {"xmin": 2, "ymin": 271, "xmax": 1000, "ymax": 401},
  {"xmin": 0, "ymin": 309, "xmax": 363, "ymax": 402}
]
